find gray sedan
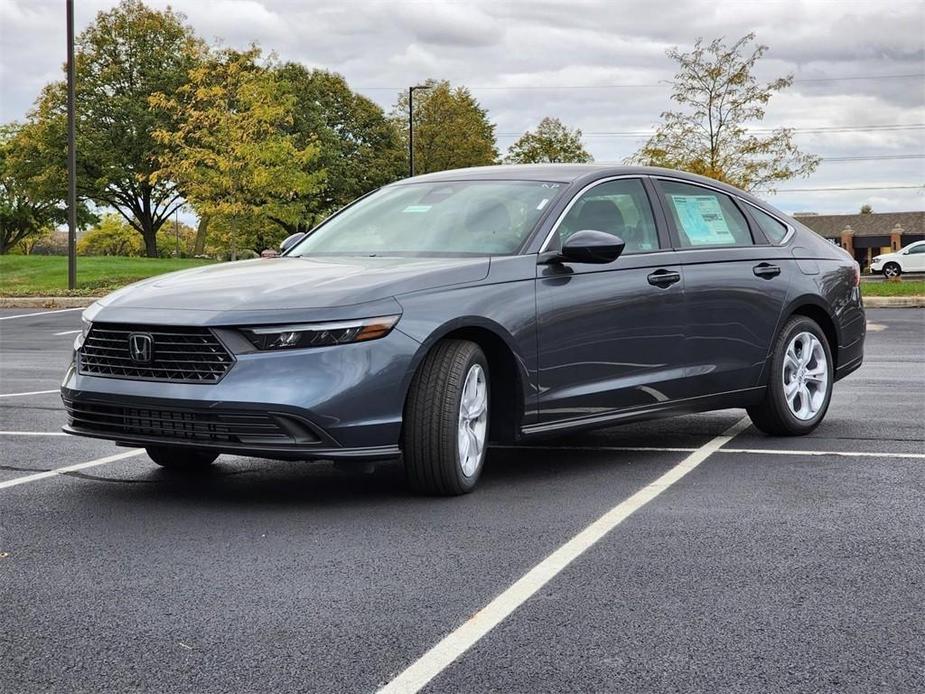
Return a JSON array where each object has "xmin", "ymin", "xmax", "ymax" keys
[{"xmin": 62, "ymin": 165, "xmax": 866, "ymax": 494}]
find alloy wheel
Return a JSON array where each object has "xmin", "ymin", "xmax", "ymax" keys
[
  {"xmin": 782, "ymin": 331, "xmax": 828, "ymax": 421},
  {"xmin": 457, "ymin": 363, "xmax": 488, "ymax": 477}
]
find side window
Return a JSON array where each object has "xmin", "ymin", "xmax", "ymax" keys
[
  {"xmin": 659, "ymin": 180, "xmax": 753, "ymax": 248},
  {"xmin": 553, "ymin": 178, "xmax": 659, "ymax": 253},
  {"xmin": 907, "ymin": 243, "xmax": 925, "ymax": 254},
  {"xmin": 749, "ymin": 205, "xmax": 789, "ymax": 244}
]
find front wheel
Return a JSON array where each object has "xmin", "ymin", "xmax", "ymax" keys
[
  {"xmin": 146, "ymin": 446, "xmax": 219, "ymax": 470},
  {"xmin": 747, "ymin": 316, "xmax": 834, "ymax": 436},
  {"xmin": 883, "ymin": 262, "xmax": 901, "ymax": 278},
  {"xmin": 402, "ymin": 339, "xmax": 489, "ymax": 495}
]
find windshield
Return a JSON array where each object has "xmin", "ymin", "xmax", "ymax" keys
[{"xmin": 290, "ymin": 180, "xmax": 563, "ymax": 257}]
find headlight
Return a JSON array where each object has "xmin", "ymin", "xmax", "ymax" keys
[
  {"xmin": 74, "ymin": 319, "xmax": 91, "ymax": 350},
  {"xmin": 872, "ymin": 256, "xmax": 882, "ymax": 262},
  {"xmin": 241, "ymin": 315, "xmax": 400, "ymax": 350}
]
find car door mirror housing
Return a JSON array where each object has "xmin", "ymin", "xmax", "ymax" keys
[
  {"xmin": 280, "ymin": 232, "xmax": 306, "ymax": 254},
  {"xmin": 556, "ymin": 230, "xmax": 626, "ymax": 264}
]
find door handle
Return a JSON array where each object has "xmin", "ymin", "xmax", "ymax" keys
[
  {"xmin": 753, "ymin": 263, "xmax": 781, "ymax": 279},
  {"xmin": 647, "ymin": 269, "xmax": 681, "ymax": 288}
]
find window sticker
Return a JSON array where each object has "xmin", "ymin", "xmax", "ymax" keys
[
  {"xmin": 670, "ymin": 194, "xmax": 735, "ymax": 245},
  {"xmin": 536, "ymin": 198, "xmax": 549, "ymax": 210},
  {"xmin": 402, "ymin": 205, "xmax": 432, "ymax": 213}
]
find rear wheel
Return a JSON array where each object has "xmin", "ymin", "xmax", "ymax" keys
[
  {"xmin": 883, "ymin": 262, "xmax": 901, "ymax": 278},
  {"xmin": 146, "ymin": 446, "xmax": 218, "ymax": 470},
  {"xmin": 402, "ymin": 339, "xmax": 489, "ymax": 495},
  {"xmin": 747, "ymin": 316, "xmax": 834, "ymax": 436}
]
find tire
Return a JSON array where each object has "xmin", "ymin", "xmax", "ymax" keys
[
  {"xmin": 747, "ymin": 315, "xmax": 834, "ymax": 436},
  {"xmin": 883, "ymin": 262, "xmax": 901, "ymax": 279},
  {"xmin": 146, "ymin": 445, "xmax": 219, "ymax": 470},
  {"xmin": 402, "ymin": 339, "xmax": 489, "ymax": 495}
]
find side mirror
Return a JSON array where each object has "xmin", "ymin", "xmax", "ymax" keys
[
  {"xmin": 280, "ymin": 232, "xmax": 306, "ymax": 254},
  {"xmin": 555, "ymin": 229, "xmax": 625, "ymax": 264}
]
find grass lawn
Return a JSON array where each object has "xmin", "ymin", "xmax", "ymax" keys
[
  {"xmin": 2, "ymin": 254, "xmax": 922, "ymax": 299},
  {"xmin": 0, "ymin": 255, "xmax": 216, "ymax": 297},
  {"xmin": 860, "ymin": 279, "xmax": 925, "ymax": 297}
]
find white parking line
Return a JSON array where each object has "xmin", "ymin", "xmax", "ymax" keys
[
  {"xmin": 54, "ymin": 329, "xmax": 81, "ymax": 336},
  {"xmin": 0, "ymin": 389, "xmax": 59, "ymax": 398},
  {"xmin": 719, "ymin": 447, "xmax": 925, "ymax": 460},
  {"xmin": 0, "ymin": 307, "xmax": 85, "ymax": 321},
  {"xmin": 377, "ymin": 416, "xmax": 752, "ymax": 694},
  {"xmin": 0, "ymin": 449, "xmax": 144, "ymax": 490},
  {"xmin": 0, "ymin": 431, "xmax": 67, "ymax": 436},
  {"xmin": 492, "ymin": 444, "xmax": 697, "ymax": 454},
  {"xmin": 494, "ymin": 444, "xmax": 925, "ymax": 460}
]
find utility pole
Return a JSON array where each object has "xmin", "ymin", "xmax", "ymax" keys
[
  {"xmin": 408, "ymin": 84, "xmax": 429, "ymax": 178},
  {"xmin": 66, "ymin": 0, "xmax": 77, "ymax": 289}
]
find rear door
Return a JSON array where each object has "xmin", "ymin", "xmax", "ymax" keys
[
  {"xmin": 534, "ymin": 177, "xmax": 687, "ymax": 426},
  {"xmin": 653, "ymin": 178, "xmax": 793, "ymax": 397}
]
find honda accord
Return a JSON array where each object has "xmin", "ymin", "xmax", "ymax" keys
[{"xmin": 62, "ymin": 165, "xmax": 865, "ymax": 494}]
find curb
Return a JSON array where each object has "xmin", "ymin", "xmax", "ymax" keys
[
  {"xmin": 863, "ymin": 296, "xmax": 925, "ymax": 308},
  {"xmin": 0, "ymin": 297, "xmax": 101, "ymax": 309}
]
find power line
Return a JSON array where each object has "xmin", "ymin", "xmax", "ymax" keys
[
  {"xmin": 821, "ymin": 154, "xmax": 925, "ymax": 162},
  {"xmin": 765, "ymin": 185, "xmax": 925, "ymax": 193},
  {"xmin": 356, "ymin": 72, "xmax": 925, "ymax": 91},
  {"xmin": 791, "ymin": 73, "xmax": 925, "ymax": 83},
  {"xmin": 496, "ymin": 123, "xmax": 925, "ymax": 137}
]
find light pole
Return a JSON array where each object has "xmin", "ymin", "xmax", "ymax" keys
[
  {"xmin": 66, "ymin": 0, "xmax": 77, "ymax": 289},
  {"xmin": 408, "ymin": 84, "xmax": 429, "ymax": 178}
]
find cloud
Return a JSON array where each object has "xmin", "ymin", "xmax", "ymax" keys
[
  {"xmin": 0, "ymin": 0, "xmax": 922, "ymax": 212},
  {"xmin": 389, "ymin": 1, "xmax": 503, "ymax": 47}
]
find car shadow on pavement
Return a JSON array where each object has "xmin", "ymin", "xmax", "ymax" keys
[{"xmin": 62, "ymin": 445, "xmax": 681, "ymax": 509}]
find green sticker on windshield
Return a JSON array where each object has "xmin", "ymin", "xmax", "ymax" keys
[{"xmin": 402, "ymin": 205, "xmax": 432, "ymax": 213}]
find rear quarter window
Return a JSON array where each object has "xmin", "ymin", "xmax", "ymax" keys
[{"xmin": 748, "ymin": 206, "xmax": 790, "ymax": 244}]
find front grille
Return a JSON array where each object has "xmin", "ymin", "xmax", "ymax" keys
[
  {"xmin": 78, "ymin": 323, "xmax": 234, "ymax": 383},
  {"xmin": 63, "ymin": 398, "xmax": 293, "ymax": 444}
]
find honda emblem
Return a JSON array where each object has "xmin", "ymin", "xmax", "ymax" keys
[{"xmin": 128, "ymin": 333, "xmax": 153, "ymax": 363}]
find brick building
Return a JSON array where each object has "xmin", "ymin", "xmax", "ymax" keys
[{"xmin": 794, "ymin": 211, "xmax": 925, "ymax": 269}]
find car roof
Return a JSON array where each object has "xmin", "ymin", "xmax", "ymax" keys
[{"xmin": 393, "ymin": 164, "xmax": 760, "ymax": 200}]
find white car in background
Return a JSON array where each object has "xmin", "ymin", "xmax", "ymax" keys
[{"xmin": 870, "ymin": 241, "xmax": 925, "ymax": 278}]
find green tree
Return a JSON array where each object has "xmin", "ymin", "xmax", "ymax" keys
[
  {"xmin": 77, "ymin": 212, "xmax": 197, "ymax": 257},
  {"xmin": 19, "ymin": 0, "xmax": 204, "ymax": 257},
  {"xmin": 274, "ymin": 65, "xmax": 405, "ymax": 233},
  {"xmin": 629, "ymin": 33, "xmax": 820, "ymax": 191},
  {"xmin": 151, "ymin": 48, "xmax": 324, "ymax": 259},
  {"xmin": 0, "ymin": 123, "xmax": 93, "ymax": 254},
  {"xmin": 77, "ymin": 213, "xmax": 139, "ymax": 256},
  {"xmin": 393, "ymin": 80, "xmax": 498, "ymax": 175},
  {"xmin": 505, "ymin": 117, "xmax": 593, "ymax": 164},
  {"xmin": 860, "ymin": 204, "xmax": 873, "ymax": 214}
]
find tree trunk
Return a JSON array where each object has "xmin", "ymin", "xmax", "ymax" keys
[
  {"xmin": 194, "ymin": 215, "xmax": 209, "ymax": 255},
  {"xmin": 139, "ymin": 188, "xmax": 159, "ymax": 258},
  {"xmin": 142, "ymin": 223, "xmax": 158, "ymax": 258}
]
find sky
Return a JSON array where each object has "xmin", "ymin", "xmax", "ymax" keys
[{"xmin": 1, "ymin": 0, "xmax": 923, "ymax": 216}]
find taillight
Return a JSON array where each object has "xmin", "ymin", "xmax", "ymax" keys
[{"xmin": 853, "ymin": 263, "xmax": 861, "ymax": 287}]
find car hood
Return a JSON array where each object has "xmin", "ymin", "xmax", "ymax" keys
[{"xmin": 96, "ymin": 256, "xmax": 490, "ymax": 314}]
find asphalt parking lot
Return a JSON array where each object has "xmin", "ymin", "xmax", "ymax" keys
[{"xmin": 1, "ymin": 307, "xmax": 923, "ymax": 694}]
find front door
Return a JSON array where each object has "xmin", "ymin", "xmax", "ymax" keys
[
  {"xmin": 535, "ymin": 177, "xmax": 687, "ymax": 425},
  {"xmin": 903, "ymin": 241, "xmax": 925, "ymax": 272}
]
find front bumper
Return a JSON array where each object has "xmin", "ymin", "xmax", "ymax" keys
[{"xmin": 61, "ymin": 325, "xmax": 422, "ymax": 459}]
